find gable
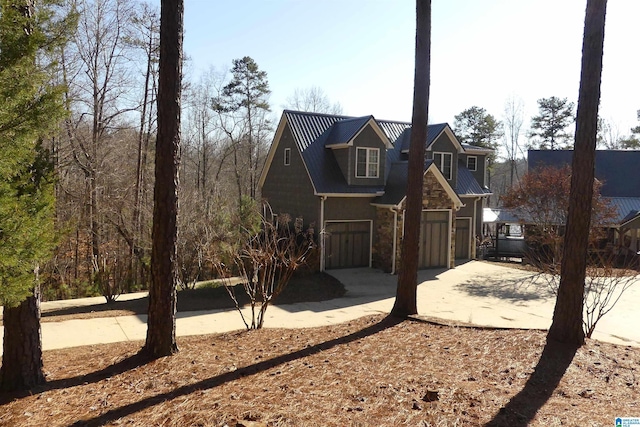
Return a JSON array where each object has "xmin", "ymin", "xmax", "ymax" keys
[
  {"xmin": 399, "ymin": 123, "xmax": 461, "ymax": 154},
  {"xmin": 372, "ymin": 160, "xmax": 463, "ymax": 209},
  {"xmin": 325, "ymin": 116, "xmax": 392, "ymax": 149}
]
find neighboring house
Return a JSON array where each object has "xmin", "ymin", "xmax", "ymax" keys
[
  {"xmin": 258, "ymin": 110, "xmax": 493, "ymax": 273},
  {"xmin": 528, "ymin": 149, "xmax": 640, "ymax": 256}
]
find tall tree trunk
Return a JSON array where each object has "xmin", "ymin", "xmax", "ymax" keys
[
  {"xmin": 0, "ymin": 283, "xmax": 44, "ymax": 391},
  {"xmin": 547, "ymin": 0, "xmax": 607, "ymax": 346},
  {"xmin": 143, "ymin": 0, "xmax": 183, "ymax": 358},
  {"xmin": 391, "ymin": 0, "xmax": 431, "ymax": 317}
]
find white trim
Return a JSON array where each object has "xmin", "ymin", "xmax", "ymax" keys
[
  {"xmin": 419, "ymin": 208, "xmax": 453, "ymax": 269},
  {"xmin": 455, "ymin": 216, "xmax": 473, "ymax": 260},
  {"xmin": 319, "ymin": 196, "xmax": 327, "ymax": 272},
  {"xmin": 325, "ymin": 117, "xmax": 393, "ymax": 149},
  {"xmin": 467, "ymin": 155, "xmax": 477, "ymax": 171},
  {"xmin": 391, "ymin": 208, "xmax": 398, "ymax": 275},
  {"xmin": 395, "ymin": 164, "xmax": 464, "ymax": 210},
  {"xmin": 323, "ymin": 219, "xmax": 373, "ymax": 268},
  {"xmin": 258, "ymin": 115, "xmax": 319, "ymax": 195},
  {"xmin": 284, "ymin": 148, "xmax": 291, "ymax": 166},
  {"xmin": 318, "ymin": 192, "xmax": 384, "ymax": 198},
  {"xmin": 473, "ymin": 197, "xmax": 481, "ymax": 259},
  {"xmin": 258, "ymin": 114, "xmax": 288, "ymax": 189},
  {"xmin": 433, "ymin": 151, "xmax": 453, "ymax": 180},
  {"xmin": 402, "ymin": 124, "xmax": 465, "ymax": 154},
  {"xmin": 355, "ymin": 147, "xmax": 380, "ymax": 178}
]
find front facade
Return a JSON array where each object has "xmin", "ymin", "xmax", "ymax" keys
[{"xmin": 259, "ymin": 111, "xmax": 493, "ymax": 272}]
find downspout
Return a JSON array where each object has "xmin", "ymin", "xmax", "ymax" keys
[
  {"xmin": 390, "ymin": 207, "xmax": 398, "ymax": 275},
  {"xmin": 473, "ymin": 196, "xmax": 481, "ymax": 259},
  {"xmin": 319, "ymin": 196, "xmax": 327, "ymax": 272}
]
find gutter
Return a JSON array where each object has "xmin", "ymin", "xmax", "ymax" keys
[
  {"xmin": 391, "ymin": 207, "xmax": 399, "ymax": 275},
  {"xmin": 473, "ymin": 196, "xmax": 481, "ymax": 259},
  {"xmin": 319, "ymin": 196, "xmax": 327, "ymax": 272}
]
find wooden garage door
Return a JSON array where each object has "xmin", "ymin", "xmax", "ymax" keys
[
  {"xmin": 419, "ymin": 211, "xmax": 449, "ymax": 268},
  {"xmin": 455, "ymin": 218, "xmax": 471, "ymax": 259},
  {"xmin": 325, "ymin": 221, "xmax": 370, "ymax": 269}
]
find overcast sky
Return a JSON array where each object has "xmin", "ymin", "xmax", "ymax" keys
[{"xmin": 173, "ymin": 0, "xmax": 640, "ymax": 145}]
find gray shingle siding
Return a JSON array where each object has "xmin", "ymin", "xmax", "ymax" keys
[{"xmin": 261, "ymin": 125, "xmax": 319, "ymax": 225}]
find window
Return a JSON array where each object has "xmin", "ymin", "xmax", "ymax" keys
[
  {"xmin": 433, "ymin": 152, "xmax": 452, "ymax": 180},
  {"xmin": 467, "ymin": 156, "xmax": 477, "ymax": 171},
  {"xmin": 284, "ymin": 148, "xmax": 291, "ymax": 166},
  {"xmin": 356, "ymin": 147, "xmax": 379, "ymax": 178}
]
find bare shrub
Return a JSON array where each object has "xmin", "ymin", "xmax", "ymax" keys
[
  {"xmin": 214, "ymin": 213, "xmax": 316, "ymax": 329},
  {"xmin": 530, "ymin": 249, "xmax": 637, "ymax": 338}
]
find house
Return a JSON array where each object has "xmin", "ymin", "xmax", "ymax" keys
[
  {"xmin": 258, "ymin": 110, "xmax": 493, "ymax": 273},
  {"xmin": 528, "ymin": 149, "xmax": 640, "ymax": 257}
]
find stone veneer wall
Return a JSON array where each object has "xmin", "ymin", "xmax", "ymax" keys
[{"xmin": 374, "ymin": 170, "xmax": 457, "ymax": 272}]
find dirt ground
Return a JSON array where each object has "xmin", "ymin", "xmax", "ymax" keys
[{"xmin": 0, "ymin": 313, "xmax": 638, "ymax": 426}]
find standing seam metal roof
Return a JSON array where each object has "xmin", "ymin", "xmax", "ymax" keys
[{"xmin": 282, "ymin": 110, "xmax": 489, "ymax": 197}]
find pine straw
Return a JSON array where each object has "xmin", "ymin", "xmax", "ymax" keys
[{"xmin": 1, "ymin": 314, "xmax": 638, "ymax": 426}]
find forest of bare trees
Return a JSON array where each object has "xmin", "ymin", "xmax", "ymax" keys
[{"xmin": 41, "ymin": 0, "xmax": 276, "ymax": 302}]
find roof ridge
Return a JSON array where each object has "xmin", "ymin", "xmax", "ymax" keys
[{"xmin": 284, "ymin": 109, "xmax": 352, "ymax": 120}]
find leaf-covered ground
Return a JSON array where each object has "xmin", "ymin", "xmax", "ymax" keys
[{"xmin": 1, "ymin": 314, "xmax": 638, "ymax": 426}]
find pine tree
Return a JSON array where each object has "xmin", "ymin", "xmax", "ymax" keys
[
  {"xmin": 143, "ymin": 0, "xmax": 184, "ymax": 359},
  {"xmin": 391, "ymin": 0, "xmax": 431, "ymax": 317},
  {"xmin": 529, "ymin": 97, "xmax": 575, "ymax": 150},
  {"xmin": 0, "ymin": 0, "xmax": 74, "ymax": 391},
  {"xmin": 212, "ymin": 56, "xmax": 271, "ymax": 202}
]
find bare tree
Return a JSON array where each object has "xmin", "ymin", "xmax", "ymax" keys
[
  {"xmin": 547, "ymin": 0, "xmax": 607, "ymax": 346},
  {"xmin": 502, "ymin": 95, "xmax": 525, "ymax": 187},
  {"xmin": 60, "ymin": 0, "xmax": 138, "ymax": 300},
  {"xmin": 284, "ymin": 86, "xmax": 343, "ymax": 115},
  {"xmin": 128, "ymin": 2, "xmax": 160, "ymax": 289},
  {"xmin": 391, "ymin": 0, "xmax": 431, "ymax": 317},
  {"xmin": 143, "ymin": 0, "xmax": 183, "ymax": 358}
]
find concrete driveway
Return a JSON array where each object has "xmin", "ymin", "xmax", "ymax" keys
[{"xmin": 1, "ymin": 261, "xmax": 639, "ymax": 353}]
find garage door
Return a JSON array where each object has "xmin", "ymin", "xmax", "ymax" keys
[
  {"xmin": 325, "ymin": 221, "xmax": 371, "ymax": 269},
  {"xmin": 455, "ymin": 218, "xmax": 471, "ymax": 259},
  {"xmin": 419, "ymin": 211, "xmax": 450, "ymax": 268}
]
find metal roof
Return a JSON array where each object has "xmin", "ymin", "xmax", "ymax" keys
[
  {"xmin": 461, "ymin": 142, "xmax": 494, "ymax": 153},
  {"xmin": 372, "ymin": 161, "xmax": 411, "ymax": 206},
  {"xmin": 325, "ymin": 116, "xmax": 373, "ymax": 146},
  {"xmin": 456, "ymin": 161, "xmax": 491, "ymax": 196},
  {"xmin": 528, "ymin": 149, "xmax": 640, "ymax": 198},
  {"xmin": 398, "ymin": 123, "xmax": 448, "ymax": 152},
  {"xmin": 483, "ymin": 208, "xmax": 522, "ymax": 224},
  {"xmin": 606, "ymin": 197, "xmax": 640, "ymax": 224},
  {"xmin": 282, "ymin": 110, "xmax": 490, "ymax": 198}
]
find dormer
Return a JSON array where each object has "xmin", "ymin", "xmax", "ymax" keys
[{"xmin": 325, "ymin": 116, "xmax": 392, "ymax": 187}]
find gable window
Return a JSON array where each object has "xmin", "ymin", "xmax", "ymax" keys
[
  {"xmin": 284, "ymin": 148, "xmax": 291, "ymax": 166},
  {"xmin": 433, "ymin": 152, "xmax": 452, "ymax": 180},
  {"xmin": 356, "ymin": 147, "xmax": 379, "ymax": 178},
  {"xmin": 467, "ymin": 156, "xmax": 477, "ymax": 171}
]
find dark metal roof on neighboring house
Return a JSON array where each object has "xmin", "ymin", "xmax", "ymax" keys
[
  {"xmin": 456, "ymin": 162, "xmax": 491, "ymax": 196},
  {"xmin": 483, "ymin": 208, "xmax": 522, "ymax": 224},
  {"xmin": 606, "ymin": 197, "xmax": 640, "ymax": 224},
  {"xmin": 528, "ymin": 150, "xmax": 640, "ymax": 198}
]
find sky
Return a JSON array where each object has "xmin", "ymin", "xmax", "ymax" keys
[{"xmin": 170, "ymin": 0, "xmax": 640, "ymax": 147}]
